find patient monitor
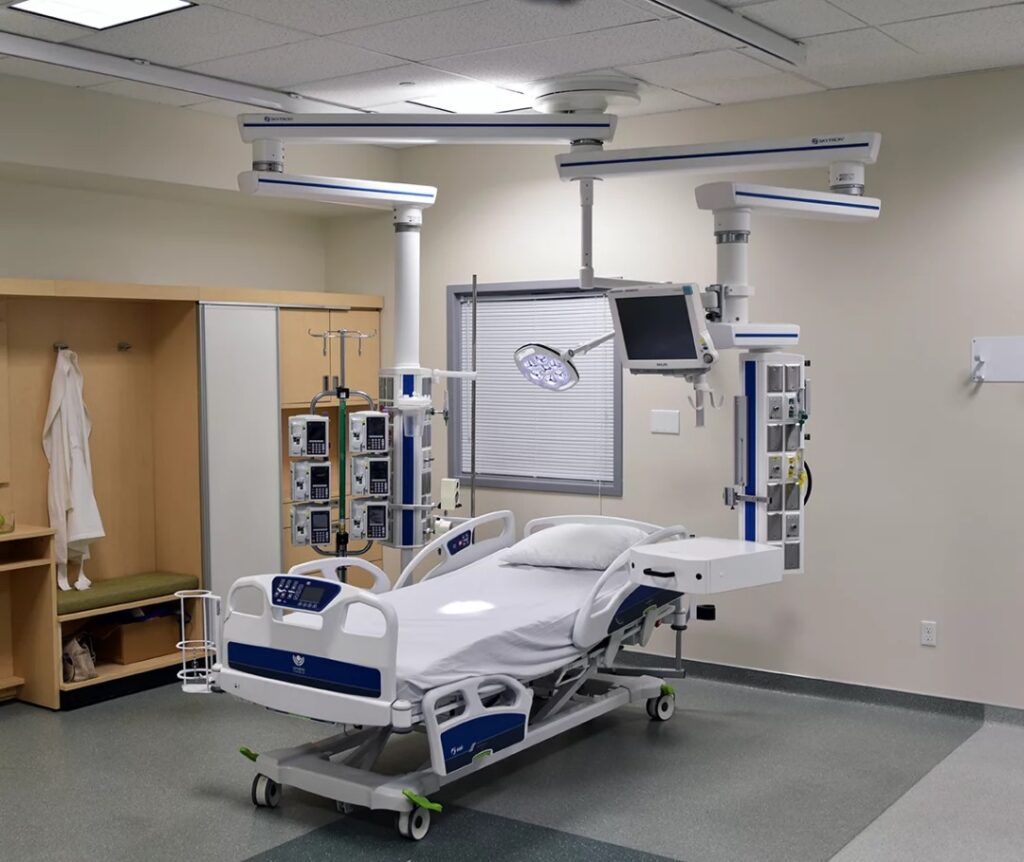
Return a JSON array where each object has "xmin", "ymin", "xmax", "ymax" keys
[{"xmin": 608, "ymin": 283, "xmax": 718, "ymax": 374}]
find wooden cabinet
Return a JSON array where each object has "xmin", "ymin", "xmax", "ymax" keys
[
  {"xmin": 279, "ymin": 308, "xmax": 331, "ymax": 407},
  {"xmin": 330, "ymin": 308, "xmax": 382, "ymax": 397}
]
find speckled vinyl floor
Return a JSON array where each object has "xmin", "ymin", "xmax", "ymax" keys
[{"xmin": 3, "ymin": 676, "xmax": 1020, "ymax": 862}]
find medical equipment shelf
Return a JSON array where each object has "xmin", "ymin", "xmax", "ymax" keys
[{"xmin": 59, "ymin": 648, "xmax": 206, "ymax": 692}]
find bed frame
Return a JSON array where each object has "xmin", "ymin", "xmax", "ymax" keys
[{"xmin": 180, "ymin": 511, "xmax": 691, "ymax": 841}]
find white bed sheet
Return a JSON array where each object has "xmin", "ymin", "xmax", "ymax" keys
[{"xmin": 345, "ymin": 556, "xmax": 627, "ymax": 702}]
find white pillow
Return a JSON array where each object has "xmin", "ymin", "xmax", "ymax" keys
[{"xmin": 501, "ymin": 523, "xmax": 648, "ymax": 571}]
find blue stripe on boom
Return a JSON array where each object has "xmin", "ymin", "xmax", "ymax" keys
[
  {"xmin": 744, "ymin": 361, "xmax": 757, "ymax": 542},
  {"xmin": 561, "ymin": 141, "xmax": 871, "ymax": 169},
  {"xmin": 401, "ymin": 374, "xmax": 415, "ymax": 545},
  {"xmin": 736, "ymin": 190, "xmax": 880, "ymax": 211},
  {"xmin": 257, "ymin": 178, "xmax": 434, "ymax": 198}
]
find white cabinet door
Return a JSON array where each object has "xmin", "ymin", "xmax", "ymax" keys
[{"xmin": 200, "ymin": 305, "xmax": 282, "ymax": 598}]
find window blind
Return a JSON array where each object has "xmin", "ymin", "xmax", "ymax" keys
[{"xmin": 456, "ymin": 291, "xmax": 618, "ymax": 491}]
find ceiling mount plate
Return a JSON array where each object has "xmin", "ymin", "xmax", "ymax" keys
[{"xmin": 530, "ymin": 76, "xmax": 640, "ymax": 114}]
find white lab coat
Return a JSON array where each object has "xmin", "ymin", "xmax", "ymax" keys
[{"xmin": 43, "ymin": 350, "xmax": 105, "ymax": 591}]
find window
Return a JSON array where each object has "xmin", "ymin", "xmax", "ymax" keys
[{"xmin": 447, "ymin": 280, "xmax": 621, "ymax": 496}]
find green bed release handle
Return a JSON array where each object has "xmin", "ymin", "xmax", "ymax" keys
[{"xmin": 402, "ymin": 789, "xmax": 443, "ymax": 813}]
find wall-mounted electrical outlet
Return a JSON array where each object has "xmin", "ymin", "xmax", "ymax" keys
[{"xmin": 920, "ymin": 620, "xmax": 937, "ymax": 647}]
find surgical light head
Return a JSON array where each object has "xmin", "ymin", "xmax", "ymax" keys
[{"xmin": 514, "ymin": 343, "xmax": 580, "ymax": 391}]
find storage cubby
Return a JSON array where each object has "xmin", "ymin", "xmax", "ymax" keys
[{"xmin": 0, "ymin": 280, "xmax": 383, "ymax": 709}]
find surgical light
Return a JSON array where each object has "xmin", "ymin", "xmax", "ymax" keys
[
  {"xmin": 513, "ymin": 331, "xmax": 614, "ymax": 392},
  {"xmin": 514, "ymin": 344, "xmax": 579, "ymax": 392},
  {"xmin": 11, "ymin": 0, "xmax": 192, "ymax": 29}
]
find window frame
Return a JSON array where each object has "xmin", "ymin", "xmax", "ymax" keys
[{"xmin": 446, "ymin": 279, "xmax": 623, "ymax": 497}]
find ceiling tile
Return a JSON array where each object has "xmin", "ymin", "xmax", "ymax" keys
[
  {"xmin": 186, "ymin": 38, "xmax": 400, "ymax": 88},
  {"xmin": 788, "ymin": 27, "xmax": 954, "ymax": 87},
  {"xmin": 827, "ymin": 0, "xmax": 1011, "ymax": 26},
  {"xmin": 366, "ymin": 100, "xmax": 452, "ymax": 113},
  {"xmin": 0, "ymin": 7, "xmax": 90, "ymax": 41},
  {"xmin": 0, "ymin": 56, "xmax": 111, "ymax": 86},
  {"xmin": 88, "ymin": 79, "xmax": 205, "ymax": 106},
  {"xmin": 615, "ymin": 0, "xmax": 682, "ymax": 18},
  {"xmin": 70, "ymin": 5, "xmax": 307, "ymax": 67},
  {"xmin": 622, "ymin": 49, "xmax": 821, "ymax": 103},
  {"xmin": 617, "ymin": 83, "xmax": 710, "ymax": 114},
  {"xmin": 432, "ymin": 18, "xmax": 739, "ymax": 86},
  {"xmin": 330, "ymin": 0, "xmax": 652, "ymax": 62},
  {"xmin": 884, "ymin": 5, "xmax": 1024, "ymax": 69},
  {"xmin": 207, "ymin": 0, "xmax": 483, "ymax": 36},
  {"xmin": 741, "ymin": 0, "xmax": 864, "ymax": 37},
  {"xmin": 296, "ymin": 64, "xmax": 474, "ymax": 108}
]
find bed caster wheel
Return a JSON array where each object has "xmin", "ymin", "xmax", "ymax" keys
[
  {"xmin": 337, "ymin": 801, "xmax": 356, "ymax": 815},
  {"xmin": 251, "ymin": 774, "xmax": 281, "ymax": 809},
  {"xmin": 647, "ymin": 693, "xmax": 675, "ymax": 722},
  {"xmin": 397, "ymin": 807, "xmax": 431, "ymax": 841}
]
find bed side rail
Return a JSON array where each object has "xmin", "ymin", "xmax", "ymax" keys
[
  {"xmin": 524, "ymin": 514, "xmax": 662, "ymax": 537},
  {"xmin": 287, "ymin": 557, "xmax": 391, "ymax": 594},
  {"xmin": 395, "ymin": 510, "xmax": 516, "ymax": 590},
  {"xmin": 572, "ymin": 525, "xmax": 690, "ymax": 650},
  {"xmin": 421, "ymin": 675, "xmax": 533, "ymax": 777},
  {"xmin": 222, "ymin": 574, "xmax": 399, "ymax": 704}
]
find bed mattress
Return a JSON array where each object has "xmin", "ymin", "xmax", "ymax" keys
[{"xmin": 344, "ymin": 556, "xmax": 626, "ymax": 702}]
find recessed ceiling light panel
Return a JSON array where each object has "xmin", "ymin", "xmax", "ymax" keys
[
  {"xmin": 412, "ymin": 83, "xmax": 532, "ymax": 115},
  {"xmin": 11, "ymin": 0, "xmax": 193, "ymax": 30}
]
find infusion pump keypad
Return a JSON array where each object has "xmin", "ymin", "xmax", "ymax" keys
[{"xmin": 271, "ymin": 576, "xmax": 341, "ymax": 612}]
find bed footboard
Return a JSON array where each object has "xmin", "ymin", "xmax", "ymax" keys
[{"xmin": 217, "ymin": 571, "xmax": 403, "ymax": 727}]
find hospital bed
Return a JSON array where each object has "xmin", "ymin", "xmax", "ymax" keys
[{"xmin": 185, "ymin": 512, "xmax": 694, "ymax": 840}]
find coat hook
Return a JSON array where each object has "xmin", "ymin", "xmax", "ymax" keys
[
  {"xmin": 117, "ymin": 341, "xmax": 132, "ymax": 352},
  {"xmin": 53, "ymin": 342, "xmax": 69, "ymax": 352}
]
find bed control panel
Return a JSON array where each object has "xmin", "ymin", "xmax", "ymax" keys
[
  {"xmin": 446, "ymin": 529, "xmax": 472, "ymax": 556},
  {"xmin": 271, "ymin": 575, "xmax": 342, "ymax": 612}
]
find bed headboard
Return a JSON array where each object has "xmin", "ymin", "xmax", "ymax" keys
[{"xmin": 523, "ymin": 515, "xmax": 662, "ymax": 537}]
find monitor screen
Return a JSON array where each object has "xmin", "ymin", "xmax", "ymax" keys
[{"xmin": 614, "ymin": 293, "xmax": 698, "ymax": 361}]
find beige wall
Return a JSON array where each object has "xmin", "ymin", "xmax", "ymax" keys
[
  {"xmin": 330, "ymin": 65, "xmax": 1024, "ymax": 708},
  {"xmin": 0, "ymin": 72, "xmax": 400, "ymax": 293},
  {"xmin": 0, "ymin": 176, "xmax": 332, "ymax": 291}
]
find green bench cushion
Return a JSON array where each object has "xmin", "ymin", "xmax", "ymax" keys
[{"xmin": 57, "ymin": 572, "xmax": 199, "ymax": 616}]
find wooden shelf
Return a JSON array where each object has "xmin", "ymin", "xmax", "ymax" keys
[
  {"xmin": 59, "ymin": 650, "xmax": 199, "ymax": 691},
  {"xmin": 0, "ymin": 525, "xmax": 54, "ymax": 542},
  {"xmin": 0, "ymin": 675, "xmax": 25, "ymax": 689},
  {"xmin": 0, "ymin": 557, "xmax": 52, "ymax": 573},
  {"xmin": 57, "ymin": 592, "xmax": 191, "ymax": 623}
]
